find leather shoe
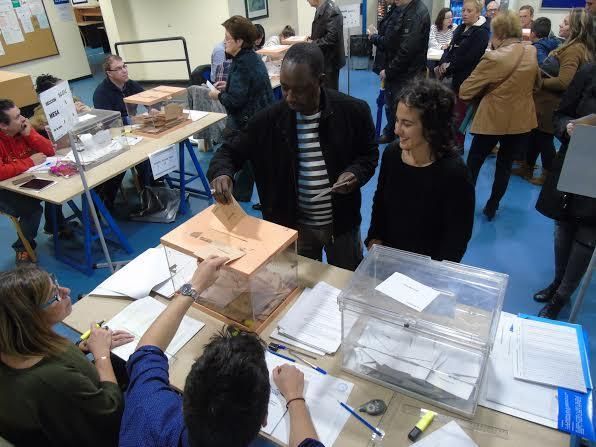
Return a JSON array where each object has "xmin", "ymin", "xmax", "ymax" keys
[
  {"xmin": 533, "ymin": 282, "xmax": 560, "ymax": 303},
  {"xmin": 538, "ymin": 294, "xmax": 569, "ymax": 320},
  {"xmin": 483, "ymin": 201, "xmax": 499, "ymax": 221}
]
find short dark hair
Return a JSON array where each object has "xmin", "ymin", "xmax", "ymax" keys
[
  {"xmin": 397, "ymin": 79, "xmax": 458, "ymax": 158},
  {"xmin": 0, "ymin": 99, "xmax": 16, "ymax": 125},
  {"xmin": 35, "ymin": 74, "xmax": 60, "ymax": 94},
  {"xmin": 281, "ymin": 25, "xmax": 296, "ymax": 38},
  {"xmin": 282, "ymin": 42, "xmax": 324, "ymax": 79},
  {"xmin": 222, "ymin": 15, "xmax": 259, "ymax": 49},
  {"xmin": 183, "ymin": 328, "xmax": 270, "ymax": 447},
  {"xmin": 531, "ymin": 17, "xmax": 551, "ymax": 38},
  {"xmin": 519, "ymin": 4, "xmax": 534, "ymax": 16},
  {"xmin": 103, "ymin": 54, "xmax": 123, "ymax": 73},
  {"xmin": 435, "ymin": 8, "xmax": 453, "ymax": 30}
]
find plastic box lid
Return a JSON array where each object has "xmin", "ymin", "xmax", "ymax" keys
[
  {"xmin": 338, "ymin": 245, "xmax": 508, "ymax": 351},
  {"xmin": 71, "ymin": 108, "xmax": 122, "ymax": 134}
]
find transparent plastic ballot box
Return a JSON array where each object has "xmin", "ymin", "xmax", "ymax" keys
[
  {"xmin": 339, "ymin": 245, "xmax": 508, "ymax": 418},
  {"xmin": 64, "ymin": 109, "xmax": 129, "ymax": 171},
  {"xmin": 124, "ymin": 85, "xmax": 189, "ymax": 137},
  {"xmin": 160, "ymin": 205, "xmax": 299, "ymax": 333}
]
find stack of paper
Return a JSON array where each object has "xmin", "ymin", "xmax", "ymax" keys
[
  {"xmin": 478, "ymin": 312, "xmax": 559, "ymax": 427},
  {"xmin": 264, "ymin": 352, "xmax": 354, "ymax": 446},
  {"xmin": 355, "ymin": 324, "xmax": 481, "ymax": 400},
  {"xmin": 275, "ymin": 282, "xmax": 343, "ymax": 355},
  {"xmin": 412, "ymin": 421, "xmax": 478, "ymax": 447},
  {"xmin": 91, "ymin": 247, "xmax": 196, "ymax": 299},
  {"xmin": 107, "ymin": 296, "xmax": 205, "ymax": 360}
]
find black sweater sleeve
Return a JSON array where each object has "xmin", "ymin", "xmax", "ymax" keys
[
  {"xmin": 445, "ymin": 28, "xmax": 489, "ymax": 79},
  {"xmin": 437, "ymin": 159, "xmax": 476, "ymax": 262},
  {"xmin": 365, "ymin": 147, "xmax": 393, "ymax": 246}
]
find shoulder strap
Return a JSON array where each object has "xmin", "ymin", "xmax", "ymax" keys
[{"xmin": 489, "ymin": 44, "xmax": 526, "ymax": 94}]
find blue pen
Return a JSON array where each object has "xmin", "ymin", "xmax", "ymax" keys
[
  {"xmin": 292, "ymin": 352, "xmax": 327, "ymax": 375},
  {"xmin": 267, "ymin": 349, "xmax": 296, "ymax": 363},
  {"xmin": 339, "ymin": 401, "xmax": 385, "ymax": 438}
]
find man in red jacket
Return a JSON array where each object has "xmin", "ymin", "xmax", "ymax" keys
[{"xmin": 0, "ymin": 99, "xmax": 55, "ymax": 263}]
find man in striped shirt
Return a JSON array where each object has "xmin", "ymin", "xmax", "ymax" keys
[{"xmin": 208, "ymin": 43, "xmax": 378, "ymax": 271}]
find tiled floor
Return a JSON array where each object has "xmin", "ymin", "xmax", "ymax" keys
[{"xmin": 2, "ymin": 64, "xmax": 593, "ymax": 444}]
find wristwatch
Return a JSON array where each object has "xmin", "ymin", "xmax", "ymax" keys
[{"xmin": 179, "ymin": 283, "xmax": 199, "ymax": 301}]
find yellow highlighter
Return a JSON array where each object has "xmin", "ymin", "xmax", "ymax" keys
[
  {"xmin": 79, "ymin": 320, "xmax": 105, "ymax": 342},
  {"xmin": 408, "ymin": 411, "xmax": 436, "ymax": 441}
]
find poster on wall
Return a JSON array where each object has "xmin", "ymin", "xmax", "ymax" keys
[
  {"xmin": 541, "ymin": 0, "xmax": 584, "ymax": 8},
  {"xmin": 245, "ymin": 0, "xmax": 268, "ymax": 20}
]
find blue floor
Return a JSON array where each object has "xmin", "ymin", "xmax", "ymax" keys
[{"xmin": 5, "ymin": 67, "xmax": 594, "ymax": 400}]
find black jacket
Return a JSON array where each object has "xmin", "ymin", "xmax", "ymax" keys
[
  {"xmin": 92, "ymin": 78, "xmax": 144, "ymax": 118},
  {"xmin": 382, "ymin": 0, "xmax": 430, "ymax": 84},
  {"xmin": 536, "ymin": 63, "xmax": 596, "ymax": 223},
  {"xmin": 311, "ymin": 0, "xmax": 346, "ymax": 72},
  {"xmin": 219, "ymin": 48, "xmax": 274, "ymax": 130},
  {"xmin": 371, "ymin": 5, "xmax": 403, "ymax": 74},
  {"xmin": 440, "ymin": 17, "xmax": 490, "ymax": 92},
  {"xmin": 207, "ymin": 89, "xmax": 379, "ymax": 235}
]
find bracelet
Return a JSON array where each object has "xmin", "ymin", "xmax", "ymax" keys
[{"xmin": 286, "ymin": 397, "xmax": 305, "ymax": 409}]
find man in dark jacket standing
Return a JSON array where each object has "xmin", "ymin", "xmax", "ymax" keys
[
  {"xmin": 307, "ymin": 0, "xmax": 346, "ymax": 91},
  {"xmin": 377, "ymin": 0, "xmax": 430, "ymax": 144},
  {"xmin": 208, "ymin": 43, "xmax": 378, "ymax": 271}
]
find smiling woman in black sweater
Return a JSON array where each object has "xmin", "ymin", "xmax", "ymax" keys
[{"xmin": 366, "ymin": 79, "xmax": 475, "ymax": 262}]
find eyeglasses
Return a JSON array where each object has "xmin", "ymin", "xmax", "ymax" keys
[
  {"xmin": 107, "ymin": 64, "xmax": 128, "ymax": 72},
  {"xmin": 41, "ymin": 273, "xmax": 62, "ymax": 309}
]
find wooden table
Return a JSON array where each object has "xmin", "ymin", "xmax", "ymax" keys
[{"xmin": 63, "ymin": 256, "xmax": 569, "ymax": 447}]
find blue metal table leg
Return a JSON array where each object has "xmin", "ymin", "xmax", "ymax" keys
[
  {"xmin": 375, "ymin": 88, "xmax": 385, "ymax": 139},
  {"xmin": 185, "ymin": 139, "xmax": 213, "ymax": 200},
  {"xmin": 178, "ymin": 142, "xmax": 188, "ymax": 214},
  {"xmin": 81, "ymin": 194, "xmax": 94, "ymax": 275},
  {"xmin": 91, "ymin": 190, "xmax": 133, "ymax": 254}
]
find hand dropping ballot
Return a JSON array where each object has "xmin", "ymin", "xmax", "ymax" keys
[{"xmin": 375, "ymin": 272, "xmax": 440, "ymax": 312}]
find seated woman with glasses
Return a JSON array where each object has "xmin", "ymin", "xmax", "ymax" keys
[{"xmin": 0, "ymin": 265, "xmax": 134, "ymax": 446}]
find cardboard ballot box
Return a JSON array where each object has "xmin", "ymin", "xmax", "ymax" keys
[
  {"xmin": 124, "ymin": 85, "xmax": 190, "ymax": 138},
  {"xmin": 160, "ymin": 202, "xmax": 299, "ymax": 333},
  {"xmin": 338, "ymin": 245, "xmax": 508, "ymax": 418}
]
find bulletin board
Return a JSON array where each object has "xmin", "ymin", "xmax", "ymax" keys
[{"xmin": 0, "ymin": 0, "xmax": 59, "ymax": 68}]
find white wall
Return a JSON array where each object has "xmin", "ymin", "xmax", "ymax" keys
[
  {"xmin": 8, "ymin": 0, "xmax": 91, "ymax": 81},
  {"xmin": 228, "ymin": 0, "xmax": 298, "ymax": 40}
]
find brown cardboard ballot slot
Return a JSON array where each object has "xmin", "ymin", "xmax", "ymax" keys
[
  {"xmin": 161, "ymin": 206, "xmax": 299, "ymax": 333},
  {"xmin": 124, "ymin": 85, "xmax": 191, "ymax": 138}
]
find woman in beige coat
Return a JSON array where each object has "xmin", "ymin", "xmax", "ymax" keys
[
  {"xmin": 460, "ymin": 11, "xmax": 539, "ymax": 220},
  {"xmin": 520, "ymin": 8, "xmax": 594, "ymax": 185}
]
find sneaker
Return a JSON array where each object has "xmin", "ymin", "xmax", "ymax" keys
[{"xmin": 15, "ymin": 250, "xmax": 35, "ymax": 264}]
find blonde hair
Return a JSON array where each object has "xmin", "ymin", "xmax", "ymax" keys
[
  {"xmin": 463, "ymin": 0, "xmax": 484, "ymax": 14},
  {"xmin": 0, "ymin": 266, "xmax": 68, "ymax": 358},
  {"xmin": 554, "ymin": 8, "xmax": 595, "ymax": 62},
  {"xmin": 491, "ymin": 10, "xmax": 523, "ymax": 39}
]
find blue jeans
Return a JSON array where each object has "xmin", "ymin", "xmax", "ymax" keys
[
  {"xmin": 297, "ymin": 224, "xmax": 363, "ymax": 271},
  {"xmin": 0, "ymin": 189, "xmax": 42, "ymax": 251}
]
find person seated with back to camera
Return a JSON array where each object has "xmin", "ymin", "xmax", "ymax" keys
[
  {"xmin": 366, "ymin": 78, "xmax": 475, "ymax": 262},
  {"xmin": 265, "ymin": 25, "xmax": 297, "ymax": 47},
  {"xmin": 0, "ymin": 99, "xmax": 55, "ymax": 264},
  {"xmin": 119, "ymin": 255, "xmax": 325, "ymax": 447}
]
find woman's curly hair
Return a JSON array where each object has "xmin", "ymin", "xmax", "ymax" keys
[{"xmin": 397, "ymin": 78, "xmax": 458, "ymax": 159}]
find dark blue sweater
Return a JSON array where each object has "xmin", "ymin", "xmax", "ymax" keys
[{"xmin": 533, "ymin": 37, "xmax": 561, "ymax": 66}]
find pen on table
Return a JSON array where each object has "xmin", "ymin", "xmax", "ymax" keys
[
  {"xmin": 408, "ymin": 410, "xmax": 436, "ymax": 441},
  {"xmin": 291, "ymin": 351, "xmax": 327, "ymax": 375},
  {"xmin": 268, "ymin": 342, "xmax": 318, "ymax": 360},
  {"xmin": 339, "ymin": 401, "xmax": 384, "ymax": 438},
  {"xmin": 267, "ymin": 349, "xmax": 296, "ymax": 363},
  {"xmin": 79, "ymin": 320, "xmax": 105, "ymax": 342}
]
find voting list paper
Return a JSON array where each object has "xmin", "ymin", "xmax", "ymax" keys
[
  {"xmin": 277, "ymin": 282, "xmax": 343, "ymax": 354},
  {"xmin": 107, "ymin": 297, "xmax": 204, "ymax": 361},
  {"xmin": 411, "ymin": 421, "xmax": 478, "ymax": 447},
  {"xmin": 264, "ymin": 352, "xmax": 354, "ymax": 446},
  {"xmin": 514, "ymin": 318, "xmax": 587, "ymax": 393},
  {"xmin": 375, "ymin": 272, "xmax": 440, "ymax": 312}
]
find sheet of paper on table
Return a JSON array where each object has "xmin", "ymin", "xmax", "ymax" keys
[
  {"xmin": 91, "ymin": 247, "xmax": 175, "ymax": 299},
  {"xmin": 264, "ymin": 352, "xmax": 353, "ymax": 447},
  {"xmin": 478, "ymin": 312, "xmax": 558, "ymax": 427},
  {"xmin": 277, "ymin": 282, "xmax": 343, "ymax": 354},
  {"xmin": 513, "ymin": 317, "xmax": 587, "ymax": 393},
  {"xmin": 26, "ymin": 156, "xmax": 61, "ymax": 173},
  {"xmin": 183, "ymin": 109, "xmax": 209, "ymax": 122},
  {"xmin": 107, "ymin": 296, "xmax": 204, "ymax": 361},
  {"xmin": 375, "ymin": 272, "xmax": 441, "ymax": 312},
  {"xmin": 270, "ymin": 328, "xmax": 326, "ymax": 357},
  {"xmin": 411, "ymin": 421, "xmax": 478, "ymax": 447}
]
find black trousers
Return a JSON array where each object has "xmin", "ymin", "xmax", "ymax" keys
[
  {"xmin": 526, "ymin": 128, "xmax": 556, "ymax": 171},
  {"xmin": 467, "ymin": 133, "xmax": 530, "ymax": 207},
  {"xmin": 324, "ymin": 67, "xmax": 340, "ymax": 91}
]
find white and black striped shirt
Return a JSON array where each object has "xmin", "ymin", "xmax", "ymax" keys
[{"xmin": 296, "ymin": 112, "xmax": 333, "ymax": 226}]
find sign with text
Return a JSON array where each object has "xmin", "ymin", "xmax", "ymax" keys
[
  {"xmin": 149, "ymin": 144, "xmax": 178, "ymax": 179},
  {"xmin": 38, "ymin": 80, "xmax": 77, "ymax": 142},
  {"xmin": 340, "ymin": 3, "xmax": 361, "ymax": 28}
]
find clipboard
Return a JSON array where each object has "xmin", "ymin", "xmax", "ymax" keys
[{"xmin": 558, "ymin": 123, "xmax": 596, "ymax": 199}]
